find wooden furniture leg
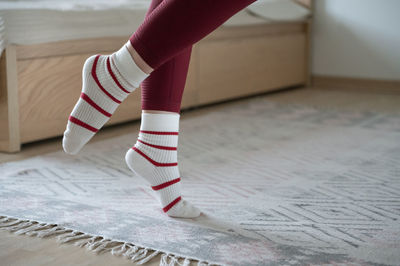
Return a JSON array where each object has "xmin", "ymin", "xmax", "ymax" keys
[{"xmin": 0, "ymin": 46, "xmax": 21, "ymax": 152}]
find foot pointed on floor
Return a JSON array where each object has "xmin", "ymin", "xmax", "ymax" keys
[{"xmin": 125, "ymin": 112, "xmax": 201, "ymax": 218}]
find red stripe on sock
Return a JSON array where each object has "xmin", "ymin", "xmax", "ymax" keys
[
  {"xmin": 163, "ymin": 196, "xmax": 182, "ymax": 213},
  {"xmin": 80, "ymin": 93, "xmax": 112, "ymax": 117},
  {"xmin": 106, "ymin": 57, "xmax": 131, "ymax": 94},
  {"xmin": 152, "ymin": 178, "xmax": 181, "ymax": 191},
  {"xmin": 137, "ymin": 139, "xmax": 177, "ymax": 150},
  {"xmin": 91, "ymin": 55, "xmax": 122, "ymax": 104},
  {"xmin": 140, "ymin": 130, "xmax": 178, "ymax": 135},
  {"xmin": 132, "ymin": 147, "xmax": 178, "ymax": 167},
  {"xmin": 69, "ymin": 116, "xmax": 98, "ymax": 132}
]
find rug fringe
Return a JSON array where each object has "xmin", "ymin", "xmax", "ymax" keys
[
  {"xmin": 0, "ymin": 215, "xmax": 215, "ymax": 265},
  {"xmin": 160, "ymin": 253, "xmax": 212, "ymax": 266}
]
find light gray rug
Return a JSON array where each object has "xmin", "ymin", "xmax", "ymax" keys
[{"xmin": 1, "ymin": 96, "xmax": 400, "ymax": 266}]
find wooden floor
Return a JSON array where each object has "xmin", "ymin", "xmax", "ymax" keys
[{"xmin": 1, "ymin": 86, "xmax": 400, "ymax": 266}]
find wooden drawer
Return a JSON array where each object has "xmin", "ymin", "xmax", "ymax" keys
[
  {"xmin": 197, "ymin": 33, "xmax": 306, "ymax": 105},
  {"xmin": 0, "ymin": 21, "xmax": 311, "ymax": 152}
]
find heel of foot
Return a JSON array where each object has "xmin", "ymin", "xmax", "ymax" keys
[
  {"xmin": 125, "ymin": 148, "xmax": 136, "ymax": 174},
  {"xmin": 125, "ymin": 148, "xmax": 151, "ymax": 178},
  {"xmin": 82, "ymin": 54, "xmax": 98, "ymax": 73}
]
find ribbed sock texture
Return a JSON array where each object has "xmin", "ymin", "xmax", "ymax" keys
[
  {"xmin": 125, "ymin": 112, "xmax": 201, "ymax": 218},
  {"xmin": 63, "ymin": 44, "xmax": 149, "ymax": 155}
]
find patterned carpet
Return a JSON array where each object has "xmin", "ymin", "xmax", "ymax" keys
[{"xmin": 1, "ymin": 96, "xmax": 400, "ymax": 265}]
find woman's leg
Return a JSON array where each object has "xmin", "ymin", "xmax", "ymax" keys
[
  {"xmin": 129, "ymin": 0, "xmax": 256, "ymax": 70},
  {"xmin": 126, "ymin": 1, "xmax": 197, "ymax": 218},
  {"xmin": 141, "ymin": 46, "xmax": 192, "ymax": 113},
  {"xmin": 134, "ymin": 0, "xmax": 193, "ymax": 114},
  {"xmin": 63, "ymin": 0, "xmax": 255, "ymax": 153}
]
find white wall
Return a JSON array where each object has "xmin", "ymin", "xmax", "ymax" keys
[{"xmin": 312, "ymin": 0, "xmax": 400, "ymax": 80}]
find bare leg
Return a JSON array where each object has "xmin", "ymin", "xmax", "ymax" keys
[
  {"xmin": 126, "ymin": 41, "xmax": 153, "ymax": 74},
  {"xmin": 143, "ymin": 110, "xmax": 177, "ymax": 114}
]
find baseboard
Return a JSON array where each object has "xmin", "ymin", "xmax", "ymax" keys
[{"xmin": 312, "ymin": 76, "xmax": 400, "ymax": 94}]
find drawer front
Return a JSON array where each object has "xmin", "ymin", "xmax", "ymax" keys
[{"xmin": 197, "ymin": 33, "xmax": 306, "ymax": 105}]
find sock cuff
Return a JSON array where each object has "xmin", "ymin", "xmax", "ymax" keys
[
  {"xmin": 112, "ymin": 45, "xmax": 149, "ymax": 88},
  {"xmin": 140, "ymin": 112, "xmax": 180, "ymax": 132}
]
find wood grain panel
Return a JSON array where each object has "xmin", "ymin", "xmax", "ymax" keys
[
  {"xmin": 17, "ymin": 37, "xmax": 128, "ymax": 60},
  {"xmin": 18, "ymin": 54, "xmax": 85, "ymax": 142},
  {"xmin": 180, "ymin": 46, "xmax": 198, "ymax": 109},
  {"xmin": 0, "ymin": 46, "xmax": 20, "ymax": 152},
  {"xmin": 204, "ymin": 22, "xmax": 305, "ymax": 42},
  {"xmin": 312, "ymin": 76, "xmax": 400, "ymax": 93},
  {"xmin": 197, "ymin": 33, "xmax": 307, "ymax": 105},
  {"xmin": 0, "ymin": 51, "xmax": 9, "ymax": 150},
  {"xmin": 16, "ymin": 23, "xmax": 305, "ymax": 60}
]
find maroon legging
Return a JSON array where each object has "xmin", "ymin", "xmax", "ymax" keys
[{"xmin": 130, "ymin": 0, "xmax": 256, "ymax": 113}]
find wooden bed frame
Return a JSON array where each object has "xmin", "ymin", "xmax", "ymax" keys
[{"xmin": 0, "ymin": 1, "xmax": 313, "ymax": 152}]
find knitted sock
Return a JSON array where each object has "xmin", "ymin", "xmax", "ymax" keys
[
  {"xmin": 62, "ymin": 44, "xmax": 149, "ymax": 155},
  {"xmin": 125, "ymin": 112, "xmax": 201, "ymax": 218}
]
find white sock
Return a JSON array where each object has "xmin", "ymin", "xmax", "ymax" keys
[
  {"xmin": 62, "ymin": 44, "xmax": 149, "ymax": 155},
  {"xmin": 125, "ymin": 112, "xmax": 201, "ymax": 218}
]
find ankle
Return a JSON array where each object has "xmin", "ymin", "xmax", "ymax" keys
[
  {"xmin": 140, "ymin": 112, "xmax": 180, "ymax": 133},
  {"xmin": 112, "ymin": 44, "xmax": 150, "ymax": 88},
  {"xmin": 143, "ymin": 110, "xmax": 179, "ymax": 115},
  {"xmin": 125, "ymin": 41, "xmax": 153, "ymax": 74}
]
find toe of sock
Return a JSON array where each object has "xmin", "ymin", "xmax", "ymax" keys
[
  {"xmin": 62, "ymin": 136, "xmax": 83, "ymax": 155},
  {"xmin": 167, "ymin": 200, "xmax": 201, "ymax": 218},
  {"xmin": 62, "ymin": 124, "xmax": 95, "ymax": 155}
]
